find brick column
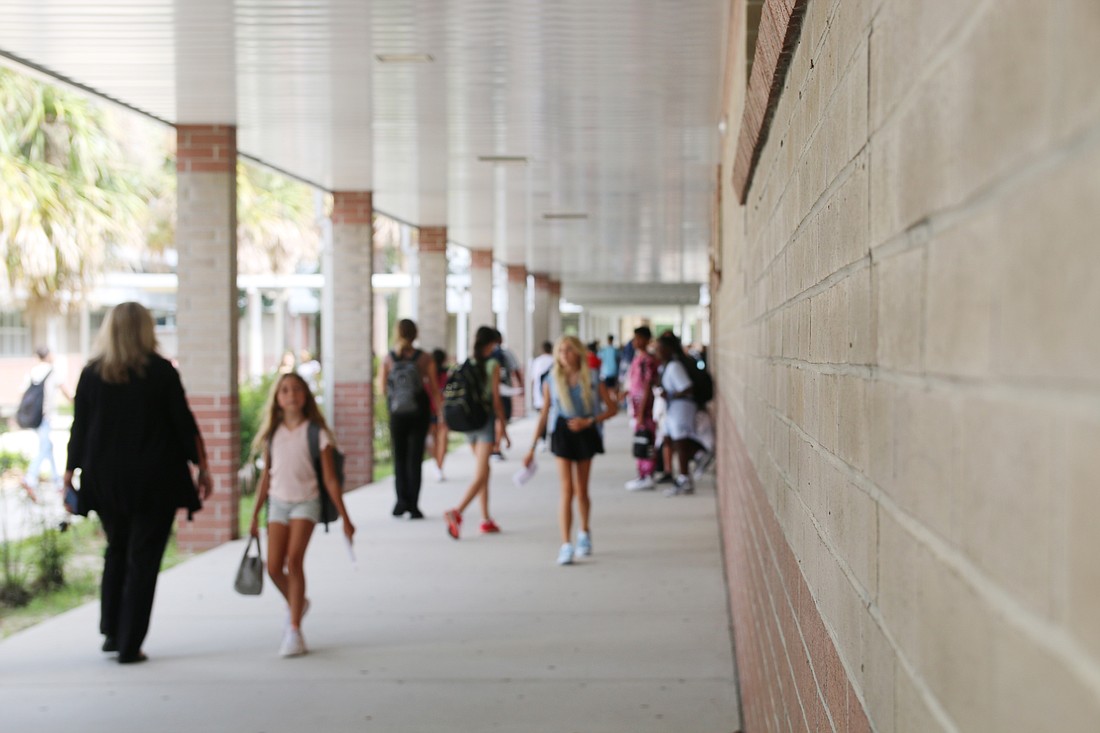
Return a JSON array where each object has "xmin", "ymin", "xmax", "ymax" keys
[
  {"xmin": 468, "ymin": 248, "xmax": 495, "ymax": 337},
  {"xmin": 504, "ymin": 264, "xmax": 528, "ymax": 419},
  {"xmin": 417, "ymin": 226, "xmax": 448, "ymax": 354},
  {"xmin": 548, "ymin": 279, "xmax": 563, "ymax": 343},
  {"xmin": 532, "ymin": 273, "xmax": 552, "ymax": 352},
  {"xmin": 330, "ymin": 192, "xmax": 374, "ymax": 488},
  {"xmin": 175, "ymin": 124, "xmax": 239, "ymax": 551}
]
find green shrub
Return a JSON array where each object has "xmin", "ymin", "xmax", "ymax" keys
[
  {"xmin": 0, "ymin": 450, "xmax": 29, "ymax": 474},
  {"xmin": 32, "ymin": 524, "xmax": 69, "ymax": 593},
  {"xmin": 239, "ymin": 374, "xmax": 275, "ymax": 471}
]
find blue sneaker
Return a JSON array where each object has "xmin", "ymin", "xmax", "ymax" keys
[
  {"xmin": 575, "ymin": 531, "xmax": 592, "ymax": 557},
  {"xmin": 557, "ymin": 543, "xmax": 574, "ymax": 565}
]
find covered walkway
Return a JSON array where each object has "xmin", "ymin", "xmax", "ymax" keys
[{"xmin": 0, "ymin": 416, "xmax": 741, "ymax": 732}]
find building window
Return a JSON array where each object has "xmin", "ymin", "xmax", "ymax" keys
[{"xmin": 0, "ymin": 311, "xmax": 31, "ymax": 356}]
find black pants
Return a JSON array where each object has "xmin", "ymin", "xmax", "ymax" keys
[
  {"xmin": 390, "ymin": 413, "xmax": 430, "ymax": 512},
  {"xmin": 98, "ymin": 506, "xmax": 176, "ymax": 659}
]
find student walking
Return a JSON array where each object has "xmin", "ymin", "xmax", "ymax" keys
[
  {"xmin": 429, "ymin": 348, "xmax": 450, "ymax": 482},
  {"xmin": 623, "ymin": 326, "xmax": 661, "ymax": 491},
  {"xmin": 443, "ymin": 326, "xmax": 509, "ymax": 539},
  {"xmin": 380, "ymin": 319, "xmax": 440, "ymax": 518},
  {"xmin": 525, "ymin": 336, "xmax": 617, "ymax": 565},
  {"xmin": 21, "ymin": 346, "xmax": 71, "ymax": 503},
  {"xmin": 249, "ymin": 372, "xmax": 355, "ymax": 657},
  {"xmin": 655, "ymin": 332, "xmax": 699, "ymax": 496}
]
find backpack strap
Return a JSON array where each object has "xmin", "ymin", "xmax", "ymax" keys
[{"xmin": 306, "ymin": 422, "xmax": 332, "ymax": 532}]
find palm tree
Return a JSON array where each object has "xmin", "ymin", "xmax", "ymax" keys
[
  {"xmin": 236, "ymin": 162, "xmax": 319, "ymax": 275},
  {"xmin": 0, "ymin": 68, "xmax": 146, "ymax": 326}
]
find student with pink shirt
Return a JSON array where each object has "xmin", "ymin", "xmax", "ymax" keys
[{"xmin": 249, "ymin": 373, "xmax": 355, "ymax": 657}]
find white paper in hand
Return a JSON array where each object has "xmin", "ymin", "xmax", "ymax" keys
[
  {"xmin": 345, "ymin": 535, "xmax": 357, "ymax": 567},
  {"xmin": 512, "ymin": 460, "xmax": 538, "ymax": 486}
]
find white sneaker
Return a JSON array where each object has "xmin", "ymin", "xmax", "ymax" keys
[
  {"xmin": 575, "ymin": 531, "xmax": 592, "ymax": 557},
  {"xmin": 279, "ymin": 628, "xmax": 307, "ymax": 657},
  {"xmin": 692, "ymin": 450, "xmax": 715, "ymax": 479},
  {"xmin": 663, "ymin": 475, "xmax": 695, "ymax": 497},
  {"xmin": 432, "ymin": 465, "xmax": 445, "ymax": 482},
  {"xmin": 557, "ymin": 543, "xmax": 574, "ymax": 565},
  {"xmin": 624, "ymin": 475, "xmax": 655, "ymax": 491}
]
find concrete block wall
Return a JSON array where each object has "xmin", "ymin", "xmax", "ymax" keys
[
  {"xmin": 330, "ymin": 192, "xmax": 375, "ymax": 488},
  {"xmin": 417, "ymin": 226, "xmax": 448, "ymax": 354},
  {"xmin": 175, "ymin": 124, "xmax": 239, "ymax": 551},
  {"xmin": 716, "ymin": 0, "xmax": 1100, "ymax": 730}
]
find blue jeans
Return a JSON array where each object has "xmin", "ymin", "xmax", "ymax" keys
[{"xmin": 26, "ymin": 418, "xmax": 57, "ymax": 489}]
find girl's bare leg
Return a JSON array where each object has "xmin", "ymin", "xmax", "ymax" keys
[
  {"xmin": 285, "ymin": 519, "xmax": 315, "ymax": 629},
  {"xmin": 558, "ymin": 458, "xmax": 575, "ymax": 543},
  {"xmin": 575, "ymin": 459, "xmax": 592, "ymax": 533}
]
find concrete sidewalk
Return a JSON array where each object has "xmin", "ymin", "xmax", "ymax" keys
[{"xmin": 0, "ymin": 416, "xmax": 741, "ymax": 733}]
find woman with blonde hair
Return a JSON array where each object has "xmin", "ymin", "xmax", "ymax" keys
[
  {"xmin": 248, "ymin": 371, "xmax": 355, "ymax": 656},
  {"xmin": 525, "ymin": 336, "xmax": 617, "ymax": 565},
  {"xmin": 64, "ymin": 302, "xmax": 213, "ymax": 663}
]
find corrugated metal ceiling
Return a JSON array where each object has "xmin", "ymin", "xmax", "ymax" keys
[{"xmin": 0, "ymin": 0, "xmax": 723, "ymax": 288}]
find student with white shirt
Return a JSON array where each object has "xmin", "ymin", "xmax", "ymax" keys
[
  {"xmin": 655, "ymin": 333, "xmax": 699, "ymax": 496},
  {"xmin": 22, "ymin": 346, "xmax": 71, "ymax": 502},
  {"xmin": 249, "ymin": 372, "xmax": 355, "ymax": 657}
]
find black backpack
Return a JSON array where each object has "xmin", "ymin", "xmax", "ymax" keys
[
  {"xmin": 386, "ymin": 349, "xmax": 424, "ymax": 416},
  {"xmin": 679, "ymin": 355, "xmax": 713, "ymax": 408},
  {"xmin": 16, "ymin": 369, "xmax": 51, "ymax": 429},
  {"xmin": 442, "ymin": 359, "xmax": 490, "ymax": 432},
  {"xmin": 267, "ymin": 421, "xmax": 345, "ymax": 533},
  {"xmin": 307, "ymin": 422, "xmax": 345, "ymax": 532}
]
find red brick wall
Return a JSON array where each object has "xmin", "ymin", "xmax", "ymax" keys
[
  {"xmin": 420, "ymin": 226, "xmax": 447, "ymax": 253},
  {"xmin": 176, "ymin": 125, "xmax": 236, "ymax": 174},
  {"xmin": 469, "ymin": 247, "xmax": 493, "ymax": 270},
  {"xmin": 731, "ymin": 0, "xmax": 810, "ymax": 202},
  {"xmin": 717, "ymin": 397, "xmax": 870, "ymax": 733},
  {"xmin": 177, "ymin": 394, "xmax": 239, "ymax": 551},
  {"xmin": 332, "ymin": 191, "xmax": 373, "ymax": 225},
  {"xmin": 333, "ymin": 380, "xmax": 373, "ymax": 487}
]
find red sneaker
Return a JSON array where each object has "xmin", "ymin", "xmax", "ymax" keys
[
  {"xmin": 479, "ymin": 519, "xmax": 501, "ymax": 534},
  {"xmin": 444, "ymin": 509, "xmax": 462, "ymax": 540}
]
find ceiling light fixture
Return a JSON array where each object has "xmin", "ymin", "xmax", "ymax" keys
[
  {"xmin": 477, "ymin": 155, "xmax": 528, "ymax": 164},
  {"xmin": 542, "ymin": 212, "xmax": 588, "ymax": 220},
  {"xmin": 375, "ymin": 53, "xmax": 434, "ymax": 63}
]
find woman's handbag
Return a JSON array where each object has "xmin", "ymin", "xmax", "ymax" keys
[
  {"xmin": 632, "ymin": 428, "xmax": 655, "ymax": 459},
  {"xmin": 233, "ymin": 536, "xmax": 264, "ymax": 595}
]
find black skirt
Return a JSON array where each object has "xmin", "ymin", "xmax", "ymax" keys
[{"xmin": 550, "ymin": 416, "xmax": 604, "ymax": 461}]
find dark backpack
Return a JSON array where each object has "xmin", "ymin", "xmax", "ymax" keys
[
  {"xmin": 16, "ymin": 369, "xmax": 51, "ymax": 429},
  {"xmin": 307, "ymin": 422, "xmax": 345, "ymax": 532},
  {"xmin": 442, "ymin": 359, "xmax": 490, "ymax": 432},
  {"xmin": 267, "ymin": 421, "xmax": 345, "ymax": 533},
  {"xmin": 679, "ymin": 355, "xmax": 713, "ymax": 408},
  {"xmin": 386, "ymin": 349, "xmax": 424, "ymax": 416}
]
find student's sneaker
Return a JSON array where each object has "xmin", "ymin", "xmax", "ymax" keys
[
  {"xmin": 279, "ymin": 628, "xmax": 307, "ymax": 658},
  {"xmin": 557, "ymin": 543, "xmax": 574, "ymax": 566},
  {"xmin": 693, "ymin": 450, "xmax": 716, "ymax": 479},
  {"xmin": 479, "ymin": 519, "xmax": 501, "ymax": 534},
  {"xmin": 575, "ymin": 531, "xmax": 592, "ymax": 557},
  {"xmin": 655, "ymin": 472, "xmax": 676, "ymax": 485},
  {"xmin": 490, "ymin": 451, "xmax": 506, "ymax": 462},
  {"xmin": 664, "ymin": 475, "xmax": 695, "ymax": 497},
  {"xmin": 624, "ymin": 475, "xmax": 655, "ymax": 491},
  {"xmin": 444, "ymin": 509, "xmax": 462, "ymax": 540},
  {"xmin": 432, "ymin": 465, "xmax": 445, "ymax": 482}
]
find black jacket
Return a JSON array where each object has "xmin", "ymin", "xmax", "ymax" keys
[{"xmin": 66, "ymin": 354, "xmax": 201, "ymax": 517}]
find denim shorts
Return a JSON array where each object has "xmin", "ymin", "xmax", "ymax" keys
[
  {"xmin": 268, "ymin": 496, "xmax": 321, "ymax": 525},
  {"xmin": 464, "ymin": 416, "xmax": 497, "ymax": 445}
]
